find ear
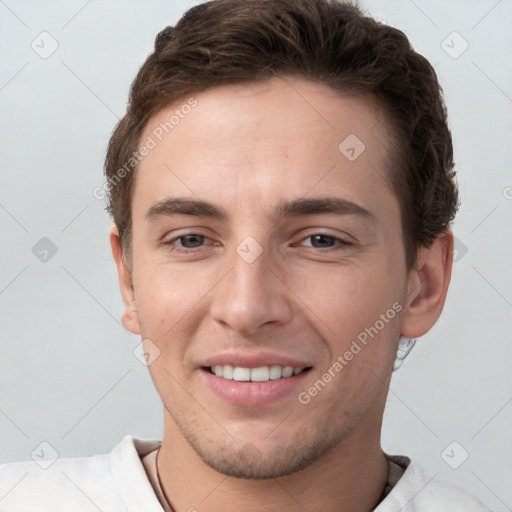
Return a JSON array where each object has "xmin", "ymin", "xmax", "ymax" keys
[
  {"xmin": 109, "ymin": 223, "xmax": 141, "ymax": 335},
  {"xmin": 401, "ymin": 229, "xmax": 454, "ymax": 338}
]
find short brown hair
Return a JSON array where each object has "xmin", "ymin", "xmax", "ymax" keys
[{"xmin": 104, "ymin": 0, "xmax": 458, "ymax": 270}]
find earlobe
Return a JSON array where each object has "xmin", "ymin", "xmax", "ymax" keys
[
  {"xmin": 109, "ymin": 224, "xmax": 141, "ymax": 335},
  {"xmin": 400, "ymin": 230, "xmax": 454, "ymax": 339}
]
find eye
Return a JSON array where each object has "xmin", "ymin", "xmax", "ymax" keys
[
  {"xmin": 298, "ymin": 233, "xmax": 352, "ymax": 250},
  {"xmin": 164, "ymin": 233, "xmax": 214, "ymax": 252},
  {"xmin": 163, "ymin": 232, "xmax": 352, "ymax": 254}
]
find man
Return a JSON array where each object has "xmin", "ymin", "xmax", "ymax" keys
[{"xmin": 0, "ymin": 0, "xmax": 489, "ymax": 510}]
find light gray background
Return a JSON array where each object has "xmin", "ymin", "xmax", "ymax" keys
[{"xmin": 1, "ymin": 0, "xmax": 511, "ymax": 510}]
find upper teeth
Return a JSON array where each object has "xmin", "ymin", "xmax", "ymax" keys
[{"xmin": 211, "ymin": 365, "xmax": 305, "ymax": 382}]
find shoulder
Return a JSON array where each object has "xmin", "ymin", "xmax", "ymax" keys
[
  {"xmin": 0, "ymin": 449, "xmax": 114, "ymax": 511},
  {"xmin": 377, "ymin": 456, "xmax": 490, "ymax": 512},
  {"xmin": 0, "ymin": 436, "xmax": 162, "ymax": 512}
]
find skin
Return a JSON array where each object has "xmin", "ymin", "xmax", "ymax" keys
[{"xmin": 110, "ymin": 76, "xmax": 453, "ymax": 512}]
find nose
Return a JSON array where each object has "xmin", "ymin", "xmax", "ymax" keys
[{"xmin": 210, "ymin": 242, "xmax": 293, "ymax": 337}]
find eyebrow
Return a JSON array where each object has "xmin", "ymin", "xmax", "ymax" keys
[{"xmin": 145, "ymin": 197, "xmax": 376, "ymax": 223}]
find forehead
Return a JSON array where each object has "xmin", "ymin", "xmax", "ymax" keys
[{"xmin": 133, "ymin": 76, "xmax": 397, "ymax": 222}]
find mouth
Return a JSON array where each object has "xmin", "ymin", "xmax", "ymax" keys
[
  {"xmin": 200, "ymin": 362, "xmax": 313, "ymax": 406},
  {"xmin": 198, "ymin": 352, "xmax": 314, "ymax": 406},
  {"xmin": 204, "ymin": 365, "xmax": 312, "ymax": 382}
]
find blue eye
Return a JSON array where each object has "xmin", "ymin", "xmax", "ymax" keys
[
  {"xmin": 164, "ymin": 234, "xmax": 211, "ymax": 252},
  {"xmin": 163, "ymin": 232, "xmax": 352, "ymax": 254},
  {"xmin": 299, "ymin": 234, "xmax": 352, "ymax": 250},
  {"xmin": 174, "ymin": 234, "xmax": 206, "ymax": 248}
]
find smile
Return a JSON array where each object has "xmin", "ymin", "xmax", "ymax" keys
[{"xmin": 208, "ymin": 365, "xmax": 310, "ymax": 382}]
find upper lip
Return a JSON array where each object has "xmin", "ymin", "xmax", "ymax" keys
[{"xmin": 200, "ymin": 351, "xmax": 312, "ymax": 369}]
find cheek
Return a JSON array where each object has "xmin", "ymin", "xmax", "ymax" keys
[
  {"xmin": 134, "ymin": 262, "xmax": 204, "ymax": 341},
  {"xmin": 291, "ymin": 262, "xmax": 402, "ymax": 353}
]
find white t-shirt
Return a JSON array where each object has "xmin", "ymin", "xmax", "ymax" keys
[{"xmin": 0, "ymin": 435, "xmax": 489, "ymax": 511}]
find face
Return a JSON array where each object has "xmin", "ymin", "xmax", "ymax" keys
[{"xmin": 112, "ymin": 76, "xmax": 441, "ymax": 479}]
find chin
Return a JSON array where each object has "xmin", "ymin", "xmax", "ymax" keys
[{"xmin": 181, "ymin": 420, "xmax": 346, "ymax": 480}]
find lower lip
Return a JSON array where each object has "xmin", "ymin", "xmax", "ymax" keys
[{"xmin": 201, "ymin": 368, "xmax": 311, "ymax": 406}]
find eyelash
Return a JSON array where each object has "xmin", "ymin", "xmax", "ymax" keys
[{"xmin": 163, "ymin": 232, "xmax": 353, "ymax": 253}]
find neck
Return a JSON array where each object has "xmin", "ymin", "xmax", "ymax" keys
[{"xmin": 156, "ymin": 411, "xmax": 388, "ymax": 512}]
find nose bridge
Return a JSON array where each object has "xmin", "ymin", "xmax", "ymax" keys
[{"xmin": 210, "ymin": 237, "xmax": 291, "ymax": 335}]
